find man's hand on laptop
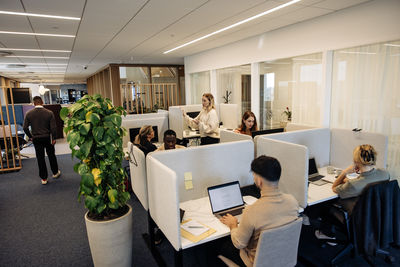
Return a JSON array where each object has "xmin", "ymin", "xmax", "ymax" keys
[{"xmin": 219, "ymin": 214, "xmax": 238, "ymax": 230}]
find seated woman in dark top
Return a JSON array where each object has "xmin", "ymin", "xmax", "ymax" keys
[{"xmin": 134, "ymin": 125, "xmax": 157, "ymax": 156}]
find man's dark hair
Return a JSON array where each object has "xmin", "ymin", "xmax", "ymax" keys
[
  {"xmin": 33, "ymin": 96, "xmax": 43, "ymax": 105},
  {"xmin": 163, "ymin": 129, "xmax": 177, "ymax": 139},
  {"xmin": 251, "ymin": 155, "xmax": 281, "ymax": 182}
]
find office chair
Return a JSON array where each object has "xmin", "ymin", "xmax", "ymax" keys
[
  {"xmin": 218, "ymin": 217, "xmax": 303, "ymax": 267},
  {"xmin": 320, "ymin": 180, "xmax": 400, "ymax": 266}
]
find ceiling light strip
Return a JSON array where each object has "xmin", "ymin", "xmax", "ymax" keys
[
  {"xmin": 0, "ymin": 31, "xmax": 75, "ymax": 38},
  {"xmin": 5, "ymin": 55, "xmax": 69, "ymax": 59},
  {"xmin": 0, "ymin": 10, "xmax": 80, "ymax": 20},
  {"xmin": 0, "ymin": 48, "xmax": 71, "ymax": 53},
  {"xmin": 0, "ymin": 63, "xmax": 68, "ymax": 65},
  {"xmin": 384, "ymin": 44, "xmax": 400, "ymax": 47},
  {"xmin": 163, "ymin": 0, "xmax": 301, "ymax": 54}
]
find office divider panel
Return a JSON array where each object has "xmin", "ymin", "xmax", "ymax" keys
[
  {"xmin": 121, "ymin": 117, "xmax": 168, "ymax": 148},
  {"xmin": 262, "ymin": 128, "xmax": 330, "ymax": 167},
  {"xmin": 150, "ymin": 140, "xmax": 254, "ymax": 202},
  {"xmin": 219, "ymin": 104, "xmax": 238, "ymax": 130},
  {"xmin": 147, "ymin": 157, "xmax": 181, "ymax": 251},
  {"xmin": 220, "ymin": 129, "xmax": 252, "ymax": 143},
  {"xmin": 257, "ymin": 138, "xmax": 308, "ymax": 208},
  {"xmin": 127, "ymin": 142, "xmax": 149, "ymax": 210},
  {"xmin": 285, "ymin": 123, "xmax": 316, "ymax": 132},
  {"xmin": 330, "ymin": 128, "xmax": 388, "ymax": 170},
  {"xmin": 169, "ymin": 105, "xmax": 203, "ymax": 140}
]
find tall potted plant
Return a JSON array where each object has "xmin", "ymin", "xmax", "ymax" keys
[{"xmin": 60, "ymin": 94, "xmax": 132, "ymax": 267}]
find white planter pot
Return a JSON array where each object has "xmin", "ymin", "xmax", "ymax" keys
[{"xmin": 85, "ymin": 204, "xmax": 133, "ymax": 267}]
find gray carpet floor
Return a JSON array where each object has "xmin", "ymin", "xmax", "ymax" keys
[{"xmin": 1, "ymin": 155, "xmax": 399, "ymax": 267}]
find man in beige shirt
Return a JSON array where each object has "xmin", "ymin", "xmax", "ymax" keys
[{"xmin": 219, "ymin": 155, "xmax": 299, "ymax": 266}]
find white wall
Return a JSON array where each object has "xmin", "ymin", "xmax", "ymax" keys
[{"xmin": 184, "ymin": 0, "xmax": 400, "ymax": 74}]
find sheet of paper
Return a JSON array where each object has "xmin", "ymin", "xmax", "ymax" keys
[
  {"xmin": 181, "ymin": 220, "xmax": 209, "ymax": 236},
  {"xmin": 243, "ymin": 195, "xmax": 257, "ymax": 205}
]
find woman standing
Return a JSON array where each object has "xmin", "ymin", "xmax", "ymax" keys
[
  {"xmin": 134, "ymin": 125, "xmax": 157, "ymax": 156},
  {"xmin": 234, "ymin": 111, "xmax": 258, "ymax": 136},
  {"xmin": 183, "ymin": 93, "xmax": 220, "ymax": 145}
]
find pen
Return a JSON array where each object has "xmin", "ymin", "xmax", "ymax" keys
[{"xmin": 188, "ymin": 226, "xmax": 204, "ymax": 228}]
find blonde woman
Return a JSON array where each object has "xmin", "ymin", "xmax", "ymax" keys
[
  {"xmin": 183, "ymin": 93, "xmax": 220, "ymax": 145},
  {"xmin": 134, "ymin": 125, "xmax": 157, "ymax": 156},
  {"xmin": 332, "ymin": 144, "xmax": 390, "ymax": 198}
]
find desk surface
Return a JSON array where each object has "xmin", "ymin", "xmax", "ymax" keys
[
  {"xmin": 307, "ymin": 166, "xmax": 338, "ymax": 206},
  {"xmin": 183, "ymin": 130, "xmax": 200, "ymax": 139},
  {"xmin": 179, "ymin": 195, "xmax": 256, "ymax": 249}
]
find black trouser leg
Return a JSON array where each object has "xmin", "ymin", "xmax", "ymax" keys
[
  {"xmin": 33, "ymin": 138, "xmax": 48, "ymax": 179},
  {"xmin": 45, "ymin": 140, "xmax": 58, "ymax": 174},
  {"xmin": 218, "ymin": 238, "xmax": 246, "ymax": 267}
]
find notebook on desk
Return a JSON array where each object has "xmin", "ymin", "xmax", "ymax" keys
[
  {"xmin": 309, "ymin": 158, "xmax": 325, "ymax": 182},
  {"xmin": 207, "ymin": 181, "xmax": 245, "ymax": 218}
]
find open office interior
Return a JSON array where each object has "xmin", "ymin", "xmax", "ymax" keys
[{"xmin": 1, "ymin": 0, "xmax": 400, "ymax": 266}]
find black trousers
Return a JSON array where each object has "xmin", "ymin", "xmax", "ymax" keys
[
  {"xmin": 200, "ymin": 136, "xmax": 220, "ymax": 145},
  {"xmin": 33, "ymin": 136, "xmax": 59, "ymax": 179}
]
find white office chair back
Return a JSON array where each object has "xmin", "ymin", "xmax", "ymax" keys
[{"xmin": 254, "ymin": 217, "xmax": 303, "ymax": 267}]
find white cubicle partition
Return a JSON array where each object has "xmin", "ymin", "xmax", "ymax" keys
[
  {"xmin": 124, "ymin": 110, "xmax": 168, "ymax": 120},
  {"xmin": 121, "ymin": 116, "xmax": 168, "ymax": 148},
  {"xmin": 127, "ymin": 142, "xmax": 149, "ymax": 210},
  {"xmin": 330, "ymin": 128, "xmax": 388, "ymax": 170},
  {"xmin": 219, "ymin": 104, "xmax": 238, "ymax": 130},
  {"xmin": 147, "ymin": 140, "xmax": 254, "ymax": 250},
  {"xmin": 168, "ymin": 105, "xmax": 202, "ymax": 140},
  {"xmin": 256, "ymin": 138, "xmax": 308, "ymax": 208},
  {"xmin": 220, "ymin": 129, "xmax": 252, "ymax": 143},
  {"xmin": 260, "ymin": 128, "xmax": 331, "ymax": 167},
  {"xmin": 285, "ymin": 123, "xmax": 316, "ymax": 132}
]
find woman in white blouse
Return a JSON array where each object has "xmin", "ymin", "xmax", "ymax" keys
[{"xmin": 182, "ymin": 93, "xmax": 220, "ymax": 145}]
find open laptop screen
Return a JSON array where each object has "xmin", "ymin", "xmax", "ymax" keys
[
  {"xmin": 251, "ymin": 128, "xmax": 284, "ymax": 138},
  {"xmin": 308, "ymin": 158, "xmax": 319, "ymax": 176},
  {"xmin": 208, "ymin": 181, "xmax": 244, "ymax": 213}
]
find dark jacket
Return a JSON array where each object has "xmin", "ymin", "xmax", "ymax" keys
[
  {"xmin": 136, "ymin": 140, "xmax": 157, "ymax": 156},
  {"xmin": 350, "ymin": 180, "xmax": 400, "ymax": 257}
]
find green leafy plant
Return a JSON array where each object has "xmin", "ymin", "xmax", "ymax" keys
[{"xmin": 60, "ymin": 94, "xmax": 130, "ymax": 220}]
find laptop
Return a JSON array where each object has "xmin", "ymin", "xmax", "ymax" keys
[
  {"xmin": 308, "ymin": 158, "xmax": 325, "ymax": 182},
  {"xmin": 207, "ymin": 181, "xmax": 245, "ymax": 218}
]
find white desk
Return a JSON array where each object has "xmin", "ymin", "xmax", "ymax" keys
[
  {"xmin": 307, "ymin": 167, "xmax": 338, "ymax": 206},
  {"xmin": 179, "ymin": 195, "xmax": 257, "ymax": 249}
]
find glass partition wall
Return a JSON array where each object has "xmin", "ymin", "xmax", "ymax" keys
[
  {"xmin": 330, "ymin": 40, "xmax": 400, "ymax": 178},
  {"xmin": 259, "ymin": 53, "xmax": 323, "ymax": 129},
  {"xmin": 120, "ymin": 65, "xmax": 182, "ymax": 113},
  {"xmin": 190, "ymin": 71, "xmax": 210, "ymax": 104},
  {"xmin": 216, "ymin": 64, "xmax": 251, "ymax": 122}
]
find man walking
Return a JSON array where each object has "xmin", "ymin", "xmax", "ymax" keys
[{"xmin": 23, "ymin": 96, "xmax": 61, "ymax": 185}]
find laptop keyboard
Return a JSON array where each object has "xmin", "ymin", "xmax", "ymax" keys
[
  {"xmin": 309, "ymin": 174, "xmax": 324, "ymax": 182},
  {"xmin": 219, "ymin": 207, "xmax": 244, "ymax": 217}
]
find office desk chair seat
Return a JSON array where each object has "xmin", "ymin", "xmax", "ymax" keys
[
  {"xmin": 219, "ymin": 217, "xmax": 303, "ymax": 267},
  {"xmin": 320, "ymin": 180, "xmax": 400, "ymax": 266}
]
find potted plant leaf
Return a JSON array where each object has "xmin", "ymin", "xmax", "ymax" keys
[{"xmin": 60, "ymin": 94, "xmax": 132, "ymax": 267}]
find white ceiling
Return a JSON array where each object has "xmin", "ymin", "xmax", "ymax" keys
[{"xmin": 0, "ymin": 0, "xmax": 371, "ymax": 84}]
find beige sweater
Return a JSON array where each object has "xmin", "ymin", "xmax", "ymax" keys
[
  {"xmin": 230, "ymin": 186, "xmax": 299, "ymax": 266},
  {"xmin": 184, "ymin": 108, "xmax": 220, "ymax": 139}
]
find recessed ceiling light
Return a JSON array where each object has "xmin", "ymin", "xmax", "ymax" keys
[
  {"xmin": 163, "ymin": 0, "xmax": 301, "ymax": 54},
  {"xmin": 0, "ymin": 10, "xmax": 80, "ymax": 20},
  {"xmin": 0, "ymin": 48, "xmax": 71, "ymax": 53},
  {"xmin": 384, "ymin": 44, "xmax": 400, "ymax": 47},
  {"xmin": 0, "ymin": 31, "xmax": 75, "ymax": 38},
  {"xmin": 339, "ymin": 51, "xmax": 377, "ymax": 55},
  {"xmin": 5, "ymin": 55, "xmax": 69, "ymax": 59}
]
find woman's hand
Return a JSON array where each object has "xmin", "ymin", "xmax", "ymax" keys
[
  {"xmin": 193, "ymin": 119, "xmax": 199, "ymax": 124},
  {"xmin": 181, "ymin": 108, "xmax": 186, "ymax": 117},
  {"xmin": 219, "ymin": 214, "xmax": 238, "ymax": 230}
]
